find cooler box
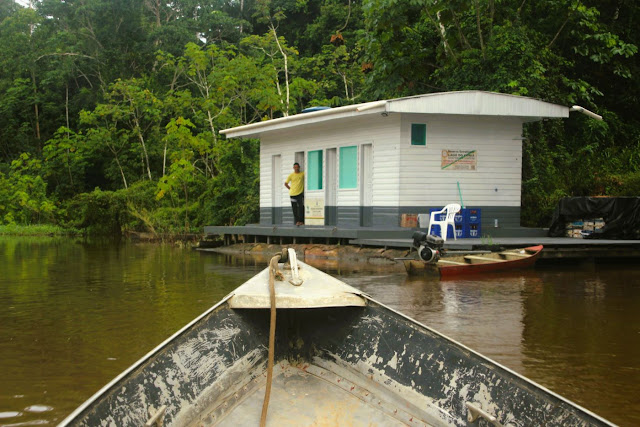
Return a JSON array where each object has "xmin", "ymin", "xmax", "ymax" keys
[
  {"xmin": 466, "ymin": 208, "xmax": 481, "ymax": 224},
  {"xmin": 464, "ymin": 223, "xmax": 481, "ymax": 238}
]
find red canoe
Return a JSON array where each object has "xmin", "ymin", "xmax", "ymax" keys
[{"xmin": 403, "ymin": 245, "xmax": 544, "ymax": 278}]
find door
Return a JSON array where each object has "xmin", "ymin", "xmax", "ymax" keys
[
  {"xmin": 271, "ymin": 155, "xmax": 282, "ymax": 224},
  {"xmin": 360, "ymin": 144, "xmax": 373, "ymax": 226},
  {"xmin": 325, "ymin": 148, "xmax": 337, "ymax": 225},
  {"xmin": 295, "ymin": 151, "xmax": 305, "ymax": 172}
]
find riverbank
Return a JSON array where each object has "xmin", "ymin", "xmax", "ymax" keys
[
  {"xmin": 199, "ymin": 242, "xmax": 411, "ymax": 265},
  {"xmin": 0, "ymin": 224, "xmax": 82, "ymax": 236},
  {"xmin": 0, "ymin": 225, "xmax": 205, "ymax": 244}
]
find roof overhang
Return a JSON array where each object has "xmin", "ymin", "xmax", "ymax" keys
[{"xmin": 220, "ymin": 91, "xmax": 571, "ymax": 139}]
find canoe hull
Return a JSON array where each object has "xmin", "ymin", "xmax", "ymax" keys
[
  {"xmin": 404, "ymin": 245, "xmax": 544, "ymax": 277},
  {"xmin": 60, "ymin": 260, "xmax": 611, "ymax": 427}
]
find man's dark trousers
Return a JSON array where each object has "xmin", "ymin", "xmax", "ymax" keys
[{"xmin": 291, "ymin": 193, "xmax": 304, "ymax": 224}]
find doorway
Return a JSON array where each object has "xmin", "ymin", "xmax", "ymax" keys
[
  {"xmin": 325, "ymin": 148, "xmax": 337, "ymax": 225},
  {"xmin": 271, "ymin": 154, "xmax": 282, "ymax": 224},
  {"xmin": 360, "ymin": 144, "xmax": 373, "ymax": 226},
  {"xmin": 295, "ymin": 151, "xmax": 305, "ymax": 172}
]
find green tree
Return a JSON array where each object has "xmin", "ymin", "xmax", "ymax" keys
[
  {"xmin": 88, "ymin": 78, "xmax": 164, "ymax": 182},
  {"xmin": 0, "ymin": 153, "xmax": 56, "ymax": 225},
  {"xmin": 42, "ymin": 126, "xmax": 88, "ymax": 197}
]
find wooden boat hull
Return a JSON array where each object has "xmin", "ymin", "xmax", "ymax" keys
[
  {"xmin": 403, "ymin": 245, "xmax": 544, "ymax": 277},
  {"xmin": 60, "ymin": 259, "xmax": 610, "ymax": 426}
]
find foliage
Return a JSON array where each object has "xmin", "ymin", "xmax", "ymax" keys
[
  {"xmin": 0, "ymin": 153, "xmax": 56, "ymax": 225},
  {"xmin": 0, "ymin": 223, "xmax": 81, "ymax": 236},
  {"xmin": 61, "ymin": 187, "xmax": 128, "ymax": 235},
  {"xmin": 0, "ymin": 0, "xmax": 638, "ymax": 232}
]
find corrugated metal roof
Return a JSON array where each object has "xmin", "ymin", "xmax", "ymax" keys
[
  {"xmin": 221, "ymin": 91, "xmax": 569, "ymax": 138},
  {"xmin": 387, "ymin": 91, "xmax": 568, "ymax": 118}
]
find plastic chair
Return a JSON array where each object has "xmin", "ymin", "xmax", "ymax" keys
[{"xmin": 428, "ymin": 203, "xmax": 461, "ymax": 241}]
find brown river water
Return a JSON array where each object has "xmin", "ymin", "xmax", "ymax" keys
[{"xmin": 0, "ymin": 237, "xmax": 639, "ymax": 426}]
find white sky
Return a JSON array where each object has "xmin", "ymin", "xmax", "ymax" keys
[{"xmin": 14, "ymin": 0, "xmax": 32, "ymax": 8}]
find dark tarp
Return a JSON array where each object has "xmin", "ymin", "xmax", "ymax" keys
[{"xmin": 548, "ymin": 197, "xmax": 640, "ymax": 239}]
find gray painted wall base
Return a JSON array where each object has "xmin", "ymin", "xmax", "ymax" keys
[{"xmin": 261, "ymin": 206, "xmax": 521, "ymax": 231}]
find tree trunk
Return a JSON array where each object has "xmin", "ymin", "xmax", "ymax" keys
[
  {"xmin": 474, "ymin": 0, "xmax": 486, "ymax": 59},
  {"xmin": 109, "ymin": 145, "xmax": 128, "ymax": 189},
  {"xmin": 271, "ymin": 25, "xmax": 290, "ymax": 116},
  {"xmin": 425, "ymin": 9, "xmax": 457, "ymax": 60},
  {"xmin": 183, "ymin": 183, "xmax": 189, "ymax": 230},
  {"xmin": 66, "ymin": 84, "xmax": 74, "ymax": 187},
  {"xmin": 31, "ymin": 70, "xmax": 41, "ymax": 147},
  {"xmin": 163, "ymin": 142, "xmax": 167, "ymax": 177},
  {"xmin": 133, "ymin": 117, "xmax": 153, "ymax": 180}
]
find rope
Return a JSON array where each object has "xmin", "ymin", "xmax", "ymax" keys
[{"xmin": 260, "ymin": 254, "xmax": 281, "ymax": 427}]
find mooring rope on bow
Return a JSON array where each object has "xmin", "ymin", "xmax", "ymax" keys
[{"xmin": 260, "ymin": 252, "xmax": 283, "ymax": 427}]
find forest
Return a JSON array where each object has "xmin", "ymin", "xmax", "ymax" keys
[{"xmin": 0, "ymin": 0, "xmax": 638, "ymax": 234}]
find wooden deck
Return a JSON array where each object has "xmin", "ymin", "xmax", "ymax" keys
[
  {"xmin": 203, "ymin": 225, "xmax": 640, "ymax": 259},
  {"xmin": 203, "ymin": 224, "xmax": 416, "ymax": 246},
  {"xmin": 351, "ymin": 237, "xmax": 640, "ymax": 259}
]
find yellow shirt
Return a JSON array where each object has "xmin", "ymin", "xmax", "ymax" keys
[{"xmin": 286, "ymin": 172, "xmax": 305, "ymax": 196}]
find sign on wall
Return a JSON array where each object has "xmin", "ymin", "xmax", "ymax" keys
[
  {"xmin": 305, "ymin": 196, "xmax": 325, "ymax": 225},
  {"xmin": 441, "ymin": 149, "xmax": 477, "ymax": 170}
]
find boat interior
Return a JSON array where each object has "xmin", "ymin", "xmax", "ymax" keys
[
  {"xmin": 175, "ymin": 305, "xmax": 467, "ymax": 427},
  {"xmin": 73, "ymin": 303, "xmax": 606, "ymax": 427},
  {"xmin": 197, "ymin": 356, "xmax": 422, "ymax": 426},
  {"xmin": 65, "ymin": 260, "xmax": 607, "ymax": 427},
  {"xmin": 442, "ymin": 248, "xmax": 536, "ymax": 265}
]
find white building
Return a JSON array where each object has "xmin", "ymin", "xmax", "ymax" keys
[{"xmin": 220, "ymin": 91, "xmax": 570, "ymax": 231}]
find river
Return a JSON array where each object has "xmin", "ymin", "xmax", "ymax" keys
[{"xmin": 0, "ymin": 237, "xmax": 638, "ymax": 426}]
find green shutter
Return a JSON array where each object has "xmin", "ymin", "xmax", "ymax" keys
[
  {"xmin": 411, "ymin": 123, "xmax": 427, "ymax": 146},
  {"xmin": 307, "ymin": 150, "xmax": 323, "ymax": 190},
  {"xmin": 339, "ymin": 146, "xmax": 358, "ymax": 189}
]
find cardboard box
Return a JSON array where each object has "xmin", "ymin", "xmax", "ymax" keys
[
  {"xmin": 566, "ymin": 229, "xmax": 583, "ymax": 238},
  {"xmin": 400, "ymin": 213, "xmax": 418, "ymax": 228}
]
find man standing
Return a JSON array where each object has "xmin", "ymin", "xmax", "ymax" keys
[{"xmin": 285, "ymin": 162, "xmax": 305, "ymax": 226}]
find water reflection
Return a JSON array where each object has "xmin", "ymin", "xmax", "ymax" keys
[
  {"xmin": 0, "ymin": 239, "xmax": 639, "ymax": 426},
  {"xmin": 329, "ymin": 264, "xmax": 640, "ymax": 425},
  {"xmin": 520, "ymin": 263, "xmax": 640, "ymax": 424},
  {"xmin": 0, "ymin": 238, "xmax": 255, "ymax": 426}
]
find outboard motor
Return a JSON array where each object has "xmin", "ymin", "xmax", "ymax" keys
[{"xmin": 411, "ymin": 231, "xmax": 445, "ymax": 264}]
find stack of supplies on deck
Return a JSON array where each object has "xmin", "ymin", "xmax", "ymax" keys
[{"xmin": 565, "ymin": 218, "xmax": 606, "ymax": 238}]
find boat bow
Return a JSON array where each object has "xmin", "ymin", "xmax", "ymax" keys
[{"xmin": 228, "ymin": 261, "xmax": 367, "ymax": 309}]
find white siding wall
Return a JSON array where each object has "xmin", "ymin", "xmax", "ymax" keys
[
  {"xmin": 399, "ymin": 115, "xmax": 523, "ymax": 207},
  {"xmin": 259, "ymin": 115, "xmax": 401, "ymax": 209}
]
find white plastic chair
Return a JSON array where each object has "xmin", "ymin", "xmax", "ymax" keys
[{"xmin": 428, "ymin": 203, "xmax": 461, "ymax": 241}]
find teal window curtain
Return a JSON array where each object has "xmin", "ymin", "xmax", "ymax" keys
[
  {"xmin": 339, "ymin": 146, "xmax": 358, "ymax": 189},
  {"xmin": 411, "ymin": 123, "xmax": 427, "ymax": 146},
  {"xmin": 307, "ymin": 150, "xmax": 323, "ymax": 190}
]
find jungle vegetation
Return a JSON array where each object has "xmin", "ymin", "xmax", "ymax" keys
[{"xmin": 0, "ymin": 0, "xmax": 638, "ymax": 234}]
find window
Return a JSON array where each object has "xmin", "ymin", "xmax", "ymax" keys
[
  {"xmin": 339, "ymin": 146, "xmax": 358, "ymax": 189},
  {"xmin": 307, "ymin": 150, "xmax": 323, "ymax": 190},
  {"xmin": 411, "ymin": 123, "xmax": 427, "ymax": 146}
]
